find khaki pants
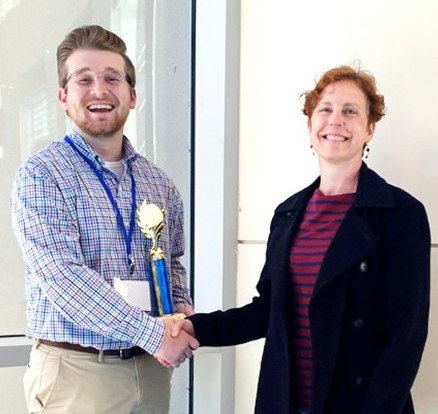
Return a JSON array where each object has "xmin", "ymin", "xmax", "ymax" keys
[{"xmin": 23, "ymin": 342, "xmax": 172, "ymax": 414}]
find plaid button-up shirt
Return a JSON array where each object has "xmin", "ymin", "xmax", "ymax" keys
[{"xmin": 11, "ymin": 131, "xmax": 191, "ymax": 354}]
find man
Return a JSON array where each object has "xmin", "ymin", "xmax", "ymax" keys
[{"xmin": 11, "ymin": 25, "xmax": 198, "ymax": 414}]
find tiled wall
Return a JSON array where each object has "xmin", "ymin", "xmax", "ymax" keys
[{"xmin": 235, "ymin": 1, "xmax": 438, "ymax": 413}]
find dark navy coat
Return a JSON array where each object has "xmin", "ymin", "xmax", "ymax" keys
[{"xmin": 190, "ymin": 164, "xmax": 430, "ymax": 414}]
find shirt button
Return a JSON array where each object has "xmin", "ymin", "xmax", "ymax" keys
[
  {"xmin": 353, "ymin": 319, "xmax": 364, "ymax": 329},
  {"xmin": 359, "ymin": 261, "xmax": 368, "ymax": 272}
]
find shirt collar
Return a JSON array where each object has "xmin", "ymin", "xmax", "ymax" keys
[
  {"xmin": 67, "ymin": 130, "xmax": 138, "ymax": 167},
  {"xmin": 275, "ymin": 163, "xmax": 396, "ymax": 214}
]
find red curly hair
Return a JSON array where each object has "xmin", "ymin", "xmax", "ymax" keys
[{"xmin": 301, "ymin": 65, "xmax": 386, "ymax": 125}]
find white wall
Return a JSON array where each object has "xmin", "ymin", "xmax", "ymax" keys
[
  {"xmin": 239, "ymin": 0, "xmax": 438, "ymax": 240},
  {"xmin": 236, "ymin": 0, "xmax": 438, "ymax": 413}
]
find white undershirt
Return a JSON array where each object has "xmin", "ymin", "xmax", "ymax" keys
[{"xmin": 104, "ymin": 159, "xmax": 125, "ymax": 180}]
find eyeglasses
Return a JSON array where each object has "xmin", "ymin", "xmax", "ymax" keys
[{"xmin": 64, "ymin": 69, "xmax": 131, "ymax": 89}]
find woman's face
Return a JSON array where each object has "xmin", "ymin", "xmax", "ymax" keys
[{"xmin": 308, "ymin": 79, "xmax": 374, "ymax": 166}]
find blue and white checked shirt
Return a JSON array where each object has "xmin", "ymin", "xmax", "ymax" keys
[{"xmin": 11, "ymin": 131, "xmax": 192, "ymax": 354}]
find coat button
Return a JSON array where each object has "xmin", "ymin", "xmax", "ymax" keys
[
  {"xmin": 353, "ymin": 319, "xmax": 364, "ymax": 329},
  {"xmin": 359, "ymin": 261, "xmax": 368, "ymax": 272},
  {"xmin": 356, "ymin": 376, "xmax": 364, "ymax": 386}
]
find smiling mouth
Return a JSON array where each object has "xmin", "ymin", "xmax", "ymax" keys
[
  {"xmin": 87, "ymin": 104, "xmax": 114, "ymax": 112},
  {"xmin": 322, "ymin": 134, "xmax": 348, "ymax": 142}
]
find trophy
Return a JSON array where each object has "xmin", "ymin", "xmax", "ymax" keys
[{"xmin": 137, "ymin": 202, "xmax": 184, "ymax": 319}]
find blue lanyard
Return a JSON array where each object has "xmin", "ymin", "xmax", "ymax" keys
[{"xmin": 64, "ymin": 136, "xmax": 137, "ymax": 274}]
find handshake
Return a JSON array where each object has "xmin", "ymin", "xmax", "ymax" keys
[{"xmin": 153, "ymin": 317, "xmax": 198, "ymax": 368}]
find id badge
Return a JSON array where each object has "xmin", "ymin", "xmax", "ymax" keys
[{"xmin": 114, "ymin": 278, "xmax": 151, "ymax": 311}]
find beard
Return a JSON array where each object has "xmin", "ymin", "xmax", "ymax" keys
[
  {"xmin": 65, "ymin": 96, "xmax": 131, "ymax": 139},
  {"xmin": 72, "ymin": 112, "xmax": 128, "ymax": 138}
]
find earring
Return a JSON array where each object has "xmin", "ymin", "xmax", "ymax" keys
[
  {"xmin": 310, "ymin": 144, "xmax": 315, "ymax": 156},
  {"xmin": 363, "ymin": 143, "xmax": 370, "ymax": 159}
]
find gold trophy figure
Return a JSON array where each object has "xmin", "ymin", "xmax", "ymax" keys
[{"xmin": 137, "ymin": 202, "xmax": 183, "ymax": 319}]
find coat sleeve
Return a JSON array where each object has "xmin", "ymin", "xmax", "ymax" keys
[
  {"xmin": 188, "ymin": 211, "xmax": 289, "ymax": 347},
  {"xmin": 188, "ymin": 297, "xmax": 269, "ymax": 347},
  {"xmin": 359, "ymin": 197, "xmax": 431, "ymax": 414},
  {"xmin": 189, "ymin": 254, "xmax": 273, "ymax": 347}
]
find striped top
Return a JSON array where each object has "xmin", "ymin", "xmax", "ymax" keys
[{"xmin": 289, "ymin": 188, "xmax": 355, "ymax": 409}]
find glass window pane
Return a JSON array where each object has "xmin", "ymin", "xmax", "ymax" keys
[{"xmin": 0, "ymin": 1, "xmax": 192, "ymax": 413}]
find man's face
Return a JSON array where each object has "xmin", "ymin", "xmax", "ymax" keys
[{"xmin": 58, "ymin": 49, "xmax": 136, "ymax": 139}]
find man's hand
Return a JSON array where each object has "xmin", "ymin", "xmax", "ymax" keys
[
  {"xmin": 170, "ymin": 318, "xmax": 195, "ymax": 338},
  {"xmin": 175, "ymin": 305, "xmax": 195, "ymax": 317},
  {"xmin": 153, "ymin": 318, "xmax": 199, "ymax": 368}
]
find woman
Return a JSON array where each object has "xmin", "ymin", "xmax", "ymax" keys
[{"xmin": 175, "ymin": 65, "xmax": 431, "ymax": 414}]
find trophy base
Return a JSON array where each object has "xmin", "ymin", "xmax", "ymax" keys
[{"xmin": 158, "ymin": 312, "xmax": 186, "ymax": 321}]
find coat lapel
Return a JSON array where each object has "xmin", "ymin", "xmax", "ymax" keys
[
  {"xmin": 313, "ymin": 208, "xmax": 379, "ymax": 296},
  {"xmin": 313, "ymin": 163, "xmax": 396, "ymax": 296},
  {"xmin": 272, "ymin": 163, "xmax": 396, "ymax": 303}
]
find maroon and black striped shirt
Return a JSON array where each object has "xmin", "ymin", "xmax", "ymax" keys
[{"xmin": 289, "ymin": 188, "xmax": 355, "ymax": 410}]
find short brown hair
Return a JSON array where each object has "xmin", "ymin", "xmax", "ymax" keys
[
  {"xmin": 57, "ymin": 25, "xmax": 136, "ymax": 88},
  {"xmin": 301, "ymin": 65, "xmax": 385, "ymax": 125}
]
